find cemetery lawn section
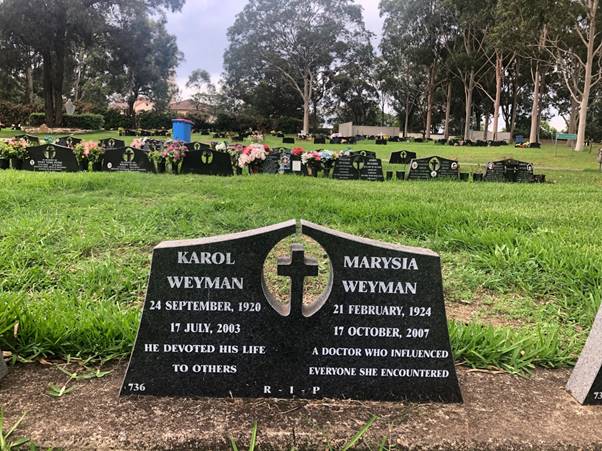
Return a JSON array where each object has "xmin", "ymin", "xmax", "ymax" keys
[{"xmin": 0, "ymin": 149, "xmax": 600, "ymax": 375}]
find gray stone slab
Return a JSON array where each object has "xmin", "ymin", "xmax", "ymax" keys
[{"xmin": 567, "ymin": 307, "xmax": 602, "ymax": 404}]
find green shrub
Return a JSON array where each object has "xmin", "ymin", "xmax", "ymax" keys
[
  {"xmin": 103, "ymin": 110, "xmax": 134, "ymax": 130},
  {"xmin": 29, "ymin": 113, "xmax": 104, "ymax": 130},
  {"xmin": 137, "ymin": 111, "xmax": 174, "ymax": 130},
  {"xmin": 0, "ymin": 101, "xmax": 38, "ymax": 127}
]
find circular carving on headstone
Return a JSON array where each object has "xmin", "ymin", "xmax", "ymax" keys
[
  {"xmin": 411, "ymin": 161, "xmax": 418, "ymax": 170},
  {"xmin": 262, "ymin": 235, "xmax": 332, "ymax": 318},
  {"xmin": 527, "ymin": 164, "xmax": 533, "ymax": 172},
  {"xmin": 451, "ymin": 162, "xmax": 458, "ymax": 170},
  {"xmin": 107, "ymin": 162, "xmax": 113, "ymax": 169},
  {"xmin": 30, "ymin": 160, "xmax": 35, "ymax": 166},
  {"xmin": 430, "ymin": 171, "xmax": 438, "ymax": 178},
  {"xmin": 487, "ymin": 162, "xmax": 494, "ymax": 170}
]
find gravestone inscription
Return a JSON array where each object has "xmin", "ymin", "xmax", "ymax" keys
[
  {"xmin": 23, "ymin": 144, "xmax": 79, "ymax": 172},
  {"xmin": 182, "ymin": 143, "xmax": 233, "ymax": 176},
  {"xmin": 121, "ymin": 220, "xmax": 462, "ymax": 402},
  {"xmin": 389, "ymin": 150, "xmax": 417, "ymax": 165},
  {"xmin": 567, "ymin": 307, "xmax": 602, "ymax": 405},
  {"xmin": 407, "ymin": 156, "xmax": 459, "ymax": 180},
  {"xmin": 484, "ymin": 159, "xmax": 535, "ymax": 183},
  {"xmin": 103, "ymin": 147, "xmax": 153, "ymax": 173},
  {"xmin": 100, "ymin": 138, "xmax": 126, "ymax": 149},
  {"xmin": 332, "ymin": 156, "xmax": 359, "ymax": 180},
  {"xmin": 359, "ymin": 158, "xmax": 385, "ymax": 182}
]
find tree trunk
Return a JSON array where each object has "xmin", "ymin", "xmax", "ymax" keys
[
  {"xmin": 25, "ymin": 65, "xmax": 34, "ymax": 105},
  {"xmin": 425, "ymin": 63, "xmax": 436, "ymax": 140},
  {"xmin": 42, "ymin": 52, "xmax": 55, "ymax": 127},
  {"xmin": 53, "ymin": 22, "xmax": 67, "ymax": 127},
  {"xmin": 510, "ymin": 74, "xmax": 518, "ymax": 139},
  {"xmin": 575, "ymin": 0, "xmax": 598, "ymax": 151},
  {"xmin": 529, "ymin": 63, "xmax": 541, "ymax": 144},
  {"xmin": 492, "ymin": 51, "xmax": 503, "ymax": 141},
  {"xmin": 484, "ymin": 113, "xmax": 489, "ymax": 141},
  {"xmin": 302, "ymin": 75, "xmax": 310, "ymax": 135},
  {"xmin": 568, "ymin": 96, "xmax": 579, "ymax": 148},
  {"xmin": 403, "ymin": 95, "xmax": 410, "ymax": 138},
  {"xmin": 463, "ymin": 71, "xmax": 475, "ymax": 141},
  {"xmin": 444, "ymin": 80, "xmax": 452, "ymax": 140}
]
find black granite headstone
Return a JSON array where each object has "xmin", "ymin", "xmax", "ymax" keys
[
  {"xmin": 121, "ymin": 220, "xmax": 462, "ymax": 402},
  {"xmin": 332, "ymin": 156, "xmax": 359, "ymax": 180},
  {"xmin": 55, "ymin": 136, "xmax": 82, "ymax": 148},
  {"xmin": 103, "ymin": 147, "xmax": 153, "ymax": 172},
  {"xmin": 359, "ymin": 158, "xmax": 385, "ymax": 182},
  {"xmin": 375, "ymin": 139, "xmax": 387, "ymax": 145},
  {"xmin": 567, "ymin": 307, "xmax": 602, "ymax": 405},
  {"xmin": 407, "ymin": 156, "xmax": 459, "ymax": 180},
  {"xmin": 100, "ymin": 138, "xmax": 126, "ymax": 149},
  {"xmin": 23, "ymin": 144, "xmax": 79, "ymax": 172},
  {"xmin": 350, "ymin": 150, "xmax": 377, "ymax": 159},
  {"xmin": 181, "ymin": 143, "xmax": 234, "ymax": 176},
  {"xmin": 483, "ymin": 159, "xmax": 535, "ymax": 183},
  {"xmin": 15, "ymin": 134, "xmax": 40, "ymax": 145},
  {"xmin": 314, "ymin": 137, "xmax": 326, "ymax": 145},
  {"xmin": 283, "ymin": 137, "xmax": 295, "ymax": 144},
  {"xmin": 261, "ymin": 149, "xmax": 292, "ymax": 174},
  {"xmin": 389, "ymin": 150, "xmax": 417, "ymax": 165}
]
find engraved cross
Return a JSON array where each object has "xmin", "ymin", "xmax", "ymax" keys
[{"xmin": 277, "ymin": 243, "xmax": 319, "ymax": 317}]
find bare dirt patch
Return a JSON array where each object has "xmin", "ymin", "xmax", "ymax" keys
[{"xmin": 1, "ymin": 363, "xmax": 602, "ymax": 450}]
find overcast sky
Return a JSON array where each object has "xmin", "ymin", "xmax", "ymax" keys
[{"xmin": 165, "ymin": 0, "xmax": 383, "ymax": 97}]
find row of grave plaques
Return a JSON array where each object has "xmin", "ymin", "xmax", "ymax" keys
[{"xmin": 9, "ymin": 142, "xmax": 542, "ymax": 183}]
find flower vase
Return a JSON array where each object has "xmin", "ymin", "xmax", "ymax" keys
[
  {"xmin": 170, "ymin": 161, "xmax": 180, "ymax": 175},
  {"xmin": 249, "ymin": 164, "xmax": 261, "ymax": 175},
  {"xmin": 323, "ymin": 167, "xmax": 331, "ymax": 178},
  {"xmin": 10, "ymin": 158, "xmax": 23, "ymax": 170},
  {"xmin": 236, "ymin": 167, "xmax": 243, "ymax": 175},
  {"xmin": 79, "ymin": 158, "xmax": 89, "ymax": 172},
  {"xmin": 0, "ymin": 159, "xmax": 9, "ymax": 170},
  {"xmin": 92, "ymin": 161, "xmax": 103, "ymax": 172},
  {"xmin": 309, "ymin": 162, "xmax": 320, "ymax": 177},
  {"xmin": 157, "ymin": 160, "xmax": 166, "ymax": 174}
]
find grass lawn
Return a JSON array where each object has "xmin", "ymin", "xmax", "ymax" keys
[{"xmin": 0, "ymin": 129, "xmax": 601, "ymax": 373}]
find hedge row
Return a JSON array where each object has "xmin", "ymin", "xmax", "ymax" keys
[
  {"xmin": 0, "ymin": 101, "xmax": 39, "ymax": 126},
  {"xmin": 29, "ymin": 113, "xmax": 105, "ymax": 130}
]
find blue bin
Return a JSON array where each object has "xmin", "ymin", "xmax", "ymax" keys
[{"xmin": 172, "ymin": 118, "xmax": 194, "ymax": 143}]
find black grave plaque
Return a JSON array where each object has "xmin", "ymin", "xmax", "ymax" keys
[
  {"xmin": 55, "ymin": 136, "xmax": 82, "ymax": 148},
  {"xmin": 103, "ymin": 147, "xmax": 153, "ymax": 172},
  {"xmin": 283, "ymin": 137, "xmax": 295, "ymax": 144},
  {"xmin": 350, "ymin": 150, "xmax": 377, "ymax": 159},
  {"xmin": 261, "ymin": 149, "xmax": 292, "ymax": 174},
  {"xmin": 567, "ymin": 307, "xmax": 602, "ymax": 405},
  {"xmin": 483, "ymin": 159, "xmax": 535, "ymax": 183},
  {"xmin": 332, "ymin": 156, "xmax": 359, "ymax": 180},
  {"xmin": 407, "ymin": 156, "xmax": 459, "ymax": 180},
  {"xmin": 359, "ymin": 158, "xmax": 385, "ymax": 182},
  {"xmin": 23, "ymin": 144, "xmax": 79, "ymax": 172},
  {"xmin": 181, "ymin": 143, "xmax": 234, "ymax": 176},
  {"xmin": 15, "ymin": 134, "xmax": 40, "ymax": 145},
  {"xmin": 100, "ymin": 138, "xmax": 126, "ymax": 149},
  {"xmin": 121, "ymin": 220, "xmax": 462, "ymax": 402},
  {"xmin": 389, "ymin": 150, "xmax": 417, "ymax": 165}
]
